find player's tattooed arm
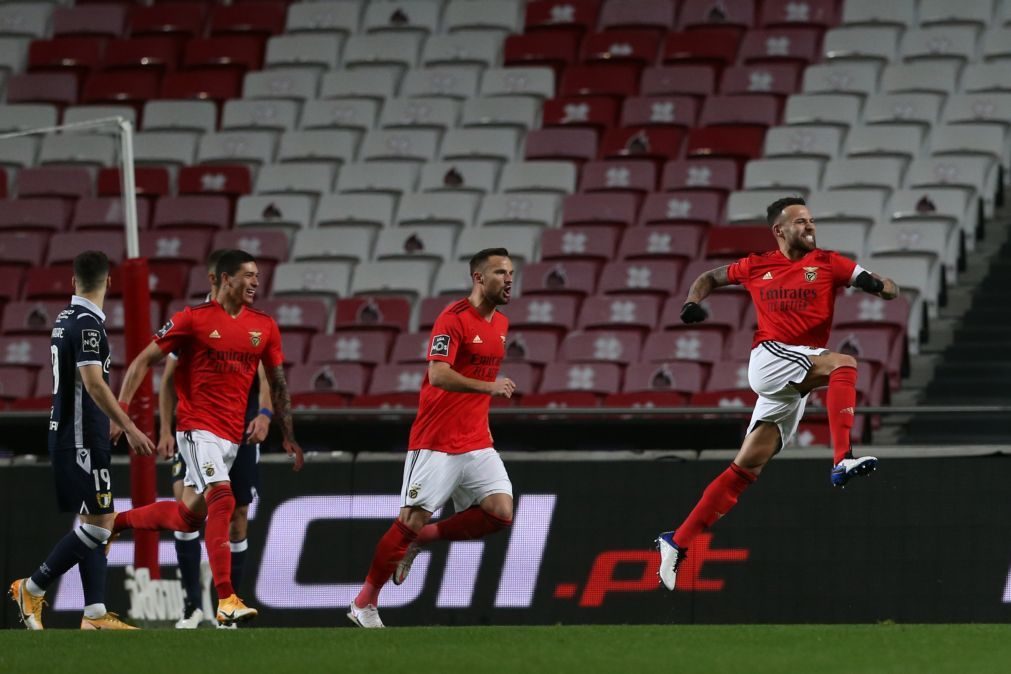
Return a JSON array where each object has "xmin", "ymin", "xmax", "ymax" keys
[
  {"xmin": 685, "ymin": 265, "xmax": 731, "ymax": 304},
  {"xmin": 267, "ymin": 365, "xmax": 304, "ymax": 472}
]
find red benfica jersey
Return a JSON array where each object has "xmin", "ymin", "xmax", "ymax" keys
[
  {"xmin": 155, "ymin": 301, "xmax": 283, "ymax": 443},
  {"xmin": 408, "ymin": 299, "xmax": 508, "ymax": 454},
  {"xmin": 728, "ymin": 249, "xmax": 857, "ymax": 348}
]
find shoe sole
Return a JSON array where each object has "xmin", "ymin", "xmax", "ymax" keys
[
  {"xmin": 216, "ymin": 609, "xmax": 257, "ymax": 626},
  {"xmin": 346, "ymin": 610, "xmax": 364, "ymax": 628},
  {"xmin": 832, "ymin": 460, "xmax": 878, "ymax": 489},
  {"xmin": 655, "ymin": 535, "xmax": 679, "ymax": 591}
]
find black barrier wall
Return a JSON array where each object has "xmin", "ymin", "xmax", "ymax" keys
[{"xmin": 4, "ymin": 453, "xmax": 1011, "ymax": 628}]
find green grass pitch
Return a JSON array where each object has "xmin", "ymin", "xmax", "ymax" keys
[{"xmin": 3, "ymin": 625, "xmax": 1011, "ymax": 674}]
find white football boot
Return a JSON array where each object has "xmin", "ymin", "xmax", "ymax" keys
[{"xmin": 347, "ymin": 602, "xmax": 385, "ymax": 629}]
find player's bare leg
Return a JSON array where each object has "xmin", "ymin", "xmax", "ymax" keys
[
  {"xmin": 657, "ymin": 422, "xmax": 778, "ymax": 591},
  {"xmin": 796, "ymin": 352, "xmax": 878, "ymax": 487}
]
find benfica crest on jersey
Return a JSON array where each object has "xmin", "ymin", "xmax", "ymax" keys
[
  {"xmin": 249, "ymin": 331, "xmax": 262, "ymax": 347},
  {"xmin": 803, "ymin": 266, "xmax": 818, "ymax": 282}
]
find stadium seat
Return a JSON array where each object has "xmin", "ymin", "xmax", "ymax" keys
[
  {"xmin": 209, "ymin": 2, "xmax": 285, "ymax": 37},
  {"xmin": 560, "ymin": 331, "xmax": 641, "ymax": 364},
  {"xmin": 738, "ymin": 28, "xmax": 820, "ymax": 66},
  {"xmin": 271, "ymin": 261, "xmax": 353, "ymax": 300},
  {"xmin": 678, "ymin": 0, "xmax": 755, "ymax": 30},
  {"xmin": 212, "ymin": 228, "xmax": 290, "ymax": 266},
  {"xmin": 398, "ymin": 67, "xmax": 479, "ymax": 100},
  {"xmin": 300, "ymin": 98, "xmax": 378, "ymax": 133},
  {"xmin": 142, "ymin": 100, "xmax": 217, "ymax": 135},
  {"xmin": 2, "ymin": 300, "xmax": 67, "ymax": 331},
  {"xmin": 72, "ymin": 197, "xmax": 151, "ymax": 232},
  {"xmin": 277, "ymin": 129, "xmax": 357, "ymax": 165},
  {"xmin": 499, "ymin": 160, "xmax": 578, "ymax": 196},
  {"xmin": 315, "ymin": 193, "xmax": 397, "ymax": 229},
  {"xmin": 285, "ymin": 1, "xmax": 360, "ymax": 37},
  {"xmin": 422, "ymin": 33, "xmax": 501, "ymax": 69},
  {"xmin": 704, "ymin": 359, "xmax": 753, "ymax": 391},
  {"xmin": 0, "ymin": 4, "xmax": 52, "ymax": 40},
  {"xmin": 783, "ymin": 93, "xmax": 862, "ymax": 128},
  {"xmin": 349, "ymin": 261, "xmax": 435, "ymax": 298},
  {"xmin": 845, "ymin": 125, "xmax": 922, "ymax": 162},
  {"xmin": 366, "ymin": 363, "xmax": 426, "ymax": 396},
  {"xmin": 705, "ymin": 227, "xmax": 777, "ymax": 260},
  {"xmin": 139, "ymin": 229, "xmax": 210, "ymax": 266},
  {"xmin": 500, "ymin": 294, "xmax": 579, "ymax": 334},
  {"xmin": 580, "ymin": 159, "xmax": 656, "ymax": 194},
  {"xmin": 0, "ymin": 336, "xmax": 50, "ymax": 367},
  {"xmin": 359, "ymin": 129, "xmax": 440, "ymax": 163},
  {"xmin": 222, "ymin": 99, "xmax": 299, "ymax": 133},
  {"xmin": 577, "ymin": 294, "xmax": 661, "ymax": 332},
  {"xmin": 6, "ymin": 72, "xmax": 78, "ymax": 107},
  {"xmin": 396, "ymin": 192, "xmax": 479, "ymax": 229},
  {"xmin": 638, "ymin": 191, "xmax": 722, "ymax": 227},
  {"xmin": 881, "ymin": 63, "xmax": 960, "ymax": 97},
  {"xmin": 504, "ymin": 330, "xmax": 559, "ymax": 365},
  {"xmin": 815, "ymin": 222, "xmax": 870, "ymax": 261},
  {"xmin": 480, "ymin": 66, "xmax": 556, "ymax": 100},
  {"xmin": 244, "ymin": 68, "xmax": 320, "ymax": 102},
  {"xmin": 128, "ymin": 4, "xmax": 204, "ymax": 38},
  {"xmin": 476, "ymin": 193, "xmax": 559, "ymax": 228},
  {"xmin": 36, "ymin": 135, "xmax": 115, "ymax": 168},
  {"xmin": 919, "ymin": 0, "xmax": 993, "ymax": 29},
  {"xmin": 102, "ymin": 299, "xmax": 160, "ymax": 335},
  {"xmin": 660, "ymin": 29, "xmax": 740, "ymax": 68},
  {"xmin": 900, "ymin": 27, "xmax": 976, "ymax": 65},
  {"xmin": 343, "ymin": 33, "xmax": 422, "ymax": 72},
  {"xmin": 640, "ymin": 64, "xmax": 717, "ymax": 98},
  {"xmin": 822, "ymin": 157, "xmax": 906, "ymax": 193},
  {"xmin": 373, "ymin": 226, "xmax": 455, "ymax": 265},
  {"xmin": 524, "ymin": 0, "xmax": 600, "ymax": 35},
  {"xmin": 419, "ymin": 161, "xmax": 498, "ymax": 195},
  {"xmin": 823, "ymin": 26, "xmax": 899, "ymax": 64},
  {"xmin": 256, "ymin": 297, "xmax": 330, "ymax": 335},
  {"xmin": 560, "ymin": 63, "xmax": 640, "ymax": 99},
  {"xmin": 309, "ymin": 331, "xmax": 392, "ymax": 366},
  {"xmin": 828, "ymin": 327, "xmax": 903, "ymax": 389},
  {"xmin": 380, "ymin": 97, "xmax": 458, "ymax": 132},
  {"xmin": 519, "ymin": 261, "xmax": 598, "ymax": 296},
  {"xmin": 743, "ymin": 157, "xmax": 822, "ymax": 194},
  {"xmin": 288, "ymin": 363, "xmax": 368, "ymax": 403},
  {"xmin": 807, "ymin": 189, "xmax": 887, "ymax": 224},
  {"xmin": 161, "ymin": 70, "xmax": 243, "ymax": 103},
  {"xmin": 539, "ymin": 361, "xmax": 621, "ymax": 396},
  {"xmin": 562, "ymin": 194, "xmax": 637, "ymax": 229},
  {"xmin": 599, "ymin": 127, "xmax": 685, "ymax": 162},
  {"xmin": 642, "ymin": 330, "xmax": 725, "ymax": 366},
  {"xmin": 801, "ymin": 62, "xmax": 880, "ymax": 97},
  {"xmin": 27, "ymin": 38, "xmax": 103, "ymax": 76},
  {"xmin": 63, "ymin": 105, "xmax": 136, "ymax": 134},
  {"xmin": 256, "ymin": 163, "xmax": 334, "ymax": 197},
  {"xmin": 0, "ymin": 104, "xmax": 57, "ymax": 133},
  {"xmin": 834, "ymin": 292, "xmax": 910, "ymax": 348},
  {"xmin": 622, "ymin": 361, "xmax": 705, "ymax": 396},
  {"xmin": 16, "ymin": 167, "xmax": 92, "ymax": 200},
  {"xmin": 455, "ymin": 226, "xmax": 541, "ymax": 263},
  {"xmin": 761, "ymin": 0, "xmax": 837, "ymax": 28},
  {"xmin": 720, "ymin": 64, "xmax": 801, "ymax": 96},
  {"xmin": 184, "ymin": 35, "xmax": 265, "ymax": 73},
  {"xmin": 234, "ymin": 195, "xmax": 313, "ymax": 231},
  {"xmin": 0, "ymin": 232, "xmax": 47, "ymax": 268},
  {"xmin": 523, "ymin": 128, "xmax": 597, "ymax": 163},
  {"xmin": 388, "ymin": 331, "xmax": 433, "ymax": 365},
  {"xmin": 97, "ymin": 167, "xmax": 170, "ymax": 198},
  {"xmin": 661, "ymin": 158, "xmax": 740, "ymax": 193},
  {"xmin": 763, "ymin": 125, "xmax": 843, "ymax": 161},
  {"xmin": 0, "ymin": 199, "xmax": 71, "ymax": 233},
  {"xmin": 444, "ymin": 0, "xmax": 523, "ymax": 36},
  {"xmin": 660, "ymin": 294, "xmax": 749, "ymax": 333},
  {"xmin": 103, "ymin": 37, "xmax": 179, "ymax": 74},
  {"xmin": 178, "ymin": 165, "xmax": 252, "ymax": 198},
  {"xmin": 46, "ymin": 232, "xmax": 123, "ymax": 266},
  {"xmin": 265, "ymin": 34, "xmax": 340, "ymax": 71},
  {"xmin": 870, "ymin": 222, "xmax": 959, "ymax": 279},
  {"xmin": 461, "ymin": 96, "xmax": 540, "ymax": 132},
  {"xmin": 685, "ymin": 126, "xmax": 766, "ymax": 161},
  {"xmin": 618, "ymin": 225, "xmax": 704, "ymax": 262},
  {"xmin": 197, "ymin": 131, "xmax": 276, "ymax": 166},
  {"xmin": 442, "ymin": 128, "xmax": 520, "ymax": 164},
  {"xmin": 152, "ymin": 196, "xmax": 231, "ymax": 231},
  {"xmin": 503, "ymin": 31, "xmax": 579, "ymax": 71},
  {"xmin": 619, "ymin": 95, "xmax": 697, "ymax": 130}
]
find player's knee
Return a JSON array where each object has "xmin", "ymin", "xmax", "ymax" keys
[{"xmin": 482, "ymin": 498, "xmax": 513, "ymax": 525}]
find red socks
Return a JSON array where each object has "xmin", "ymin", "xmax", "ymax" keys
[
  {"xmin": 113, "ymin": 500, "xmax": 204, "ymax": 534},
  {"xmin": 205, "ymin": 485, "xmax": 236, "ymax": 599},
  {"xmin": 356, "ymin": 521, "xmax": 417, "ymax": 608},
  {"xmin": 673, "ymin": 463, "xmax": 757, "ymax": 549},
  {"xmin": 827, "ymin": 365, "xmax": 858, "ymax": 464},
  {"xmin": 416, "ymin": 507, "xmax": 511, "ymax": 546}
]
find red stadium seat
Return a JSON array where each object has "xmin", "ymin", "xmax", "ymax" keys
[
  {"xmin": 153, "ymin": 196, "xmax": 231, "ymax": 230},
  {"xmin": 213, "ymin": 229, "xmax": 290, "ymax": 265},
  {"xmin": 599, "ymin": 0, "xmax": 675, "ymax": 32},
  {"xmin": 1, "ymin": 300, "xmax": 67, "ymax": 331},
  {"xmin": 102, "ymin": 298, "xmax": 161, "ymax": 335},
  {"xmin": 519, "ymin": 391, "xmax": 599, "ymax": 407},
  {"xmin": 579, "ymin": 160, "xmax": 657, "ymax": 194},
  {"xmin": 542, "ymin": 225, "xmax": 620, "ymax": 264},
  {"xmin": 699, "ymin": 94, "xmax": 781, "ymax": 127},
  {"xmin": 103, "ymin": 37, "xmax": 180, "ymax": 73},
  {"xmin": 128, "ymin": 4, "xmax": 206, "ymax": 39},
  {"xmin": 310, "ymin": 331, "xmax": 392, "ymax": 365},
  {"xmin": 640, "ymin": 64, "xmax": 717, "ymax": 98},
  {"xmin": 690, "ymin": 389, "xmax": 757, "ymax": 407},
  {"xmin": 541, "ymin": 96, "xmax": 619, "ymax": 132},
  {"xmin": 524, "ymin": 128, "xmax": 598, "ymax": 163},
  {"xmin": 833, "ymin": 293, "xmax": 910, "ymax": 342},
  {"xmin": 720, "ymin": 64, "xmax": 802, "ymax": 96},
  {"xmin": 255, "ymin": 298, "xmax": 329, "ymax": 335},
  {"xmin": 680, "ymin": 259, "xmax": 744, "ymax": 299},
  {"xmin": 503, "ymin": 31, "xmax": 579, "ymax": 71},
  {"xmin": 72, "ymin": 197, "xmax": 152, "ymax": 231},
  {"xmin": 350, "ymin": 393, "xmax": 418, "ymax": 409},
  {"xmin": 282, "ymin": 331, "xmax": 309, "ymax": 365},
  {"xmin": 334, "ymin": 297, "xmax": 411, "ymax": 333},
  {"xmin": 5, "ymin": 73, "xmax": 79, "ymax": 107},
  {"xmin": 0, "ymin": 199, "xmax": 72, "ymax": 233},
  {"xmin": 577, "ymin": 294, "xmax": 660, "ymax": 333},
  {"xmin": 388, "ymin": 331, "xmax": 430, "ymax": 364},
  {"xmin": 53, "ymin": 4, "xmax": 127, "ymax": 38},
  {"xmin": 178, "ymin": 165, "xmax": 252, "ymax": 198},
  {"xmin": 623, "ymin": 361, "xmax": 705, "ymax": 394},
  {"xmin": 580, "ymin": 30, "xmax": 660, "ymax": 66},
  {"xmin": 288, "ymin": 363, "xmax": 369, "ymax": 400},
  {"xmin": 0, "ymin": 365, "xmax": 36, "ymax": 404},
  {"xmin": 620, "ymin": 95, "xmax": 699, "ymax": 129},
  {"xmin": 638, "ymin": 191, "xmax": 723, "ymax": 227},
  {"xmin": 0, "ymin": 335, "xmax": 51, "ymax": 365},
  {"xmin": 160, "ymin": 70, "xmax": 243, "ymax": 102},
  {"xmin": 139, "ymin": 229, "xmax": 212, "ymax": 265},
  {"xmin": 599, "ymin": 126, "xmax": 685, "ymax": 162},
  {"xmin": 828, "ymin": 327, "xmax": 905, "ymax": 390},
  {"xmin": 618, "ymin": 225, "xmax": 705, "ymax": 263},
  {"xmin": 562, "ymin": 194, "xmax": 639, "ymax": 228},
  {"xmin": 560, "ymin": 63, "xmax": 640, "ymax": 98},
  {"xmin": 82, "ymin": 70, "xmax": 161, "ymax": 107},
  {"xmin": 0, "ymin": 233, "xmax": 48, "ymax": 267},
  {"xmin": 98, "ymin": 167, "xmax": 171, "ymax": 197},
  {"xmin": 183, "ymin": 36, "xmax": 265, "ymax": 72},
  {"xmin": 499, "ymin": 362, "xmax": 541, "ymax": 399},
  {"xmin": 46, "ymin": 232, "xmax": 125, "ymax": 266},
  {"xmin": 209, "ymin": 3, "xmax": 285, "ymax": 37},
  {"xmin": 128, "ymin": 261, "xmax": 191, "ymax": 304},
  {"xmin": 760, "ymin": 0, "xmax": 837, "ymax": 29},
  {"xmin": 705, "ymin": 227, "xmax": 776, "ymax": 258},
  {"xmin": 519, "ymin": 261, "xmax": 598, "ymax": 296},
  {"xmin": 598, "ymin": 260, "xmax": 681, "ymax": 296},
  {"xmin": 661, "ymin": 30, "xmax": 740, "ymax": 67},
  {"xmin": 539, "ymin": 361, "xmax": 621, "ymax": 395},
  {"xmin": 418, "ymin": 296, "xmax": 455, "ymax": 331},
  {"xmin": 500, "ymin": 294, "xmax": 580, "ymax": 334},
  {"xmin": 367, "ymin": 363, "xmax": 426, "ymax": 395},
  {"xmin": 661, "ymin": 158, "xmax": 741, "ymax": 193},
  {"xmin": 603, "ymin": 391, "xmax": 688, "ymax": 407},
  {"xmin": 17, "ymin": 167, "xmax": 93, "ymax": 200},
  {"xmin": 705, "ymin": 360, "xmax": 753, "ymax": 391},
  {"xmin": 685, "ymin": 126, "xmax": 766, "ymax": 160},
  {"xmin": 0, "ymin": 266, "xmax": 25, "ymax": 304},
  {"xmin": 678, "ymin": 0, "xmax": 756, "ymax": 31},
  {"xmin": 738, "ymin": 28, "xmax": 820, "ymax": 67},
  {"xmin": 658, "ymin": 294, "xmax": 748, "ymax": 334},
  {"xmin": 560, "ymin": 331, "xmax": 641, "ymax": 364},
  {"xmin": 27, "ymin": 39, "xmax": 103, "ymax": 75},
  {"xmin": 642, "ymin": 330, "xmax": 725, "ymax": 365},
  {"xmin": 524, "ymin": 0, "xmax": 600, "ymax": 35},
  {"xmin": 505, "ymin": 330, "xmax": 559, "ymax": 364}
]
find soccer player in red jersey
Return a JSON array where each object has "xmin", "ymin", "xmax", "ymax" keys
[
  {"xmin": 347, "ymin": 248, "xmax": 516, "ymax": 628},
  {"xmin": 656, "ymin": 197, "xmax": 900, "ymax": 591},
  {"xmin": 110, "ymin": 249, "xmax": 304, "ymax": 625}
]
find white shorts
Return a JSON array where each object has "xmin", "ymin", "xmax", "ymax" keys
[
  {"xmin": 400, "ymin": 448, "xmax": 513, "ymax": 513},
  {"xmin": 176, "ymin": 430, "xmax": 239, "ymax": 494},
  {"xmin": 746, "ymin": 341, "xmax": 828, "ymax": 448}
]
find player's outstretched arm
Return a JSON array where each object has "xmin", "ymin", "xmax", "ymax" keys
[
  {"xmin": 428, "ymin": 361, "xmax": 516, "ymax": 397},
  {"xmin": 81, "ymin": 364, "xmax": 154, "ymax": 456},
  {"xmin": 112, "ymin": 341, "xmax": 167, "ymax": 445},
  {"xmin": 681, "ymin": 265, "xmax": 731, "ymax": 323},
  {"xmin": 157, "ymin": 356, "xmax": 178, "ymax": 459},
  {"xmin": 266, "ymin": 365, "xmax": 303, "ymax": 472},
  {"xmin": 245, "ymin": 363, "xmax": 273, "ymax": 445}
]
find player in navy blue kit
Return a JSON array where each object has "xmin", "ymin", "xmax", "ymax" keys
[
  {"xmin": 158, "ymin": 249, "xmax": 272, "ymax": 628},
  {"xmin": 7, "ymin": 251, "xmax": 155, "ymax": 630}
]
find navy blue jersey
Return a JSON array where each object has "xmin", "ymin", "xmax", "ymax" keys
[{"xmin": 49, "ymin": 297, "xmax": 112, "ymax": 452}]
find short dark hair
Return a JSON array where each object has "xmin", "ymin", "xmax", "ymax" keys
[
  {"xmin": 73, "ymin": 251, "xmax": 110, "ymax": 293},
  {"xmin": 207, "ymin": 248, "xmax": 232, "ymax": 276},
  {"xmin": 766, "ymin": 196, "xmax": 807, "ymax": 226},
  {"xmin": 469, "ymin": 248, "xmax": 510, "ymax": 274},
  {"xmin": 215, "ymin": 249, "xmax": 256, "ymax": 281}
]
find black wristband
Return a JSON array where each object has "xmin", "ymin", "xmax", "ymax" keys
[
  {"xmin": 852, "ymin": 271, "xmax": 884, "ymax": 295},
  {"xmin": 680, "ymin": 302, "xmax": 708, "ymax": 324}
]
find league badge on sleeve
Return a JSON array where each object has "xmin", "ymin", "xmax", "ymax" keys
[
  {"xmin": 156, "ymin": 320, "xmax": 174, "ymax": 338},
  {"xmin": 430, "ymin": 334, "xmax": 450, "ymax": 357}
]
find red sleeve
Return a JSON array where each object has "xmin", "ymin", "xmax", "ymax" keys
[
  {"xmin": 262, "ymin": 319, "xmax": 284, "ymax": 369},
  {"xmin": 427, "ymin": 311, "xmax": 464, "ymax": 365},
  {"xmin": 725, "ymin": 256, "xmax": 751, "ymax": 286},
  {"xmin": 830, "ymin": 251, "xmax": 858, "ymax": 287},
  {"xmin": 154, "ymin": 306, "xmax": 193, "ymax": 355}
]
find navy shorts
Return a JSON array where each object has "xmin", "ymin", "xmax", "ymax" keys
[
  {"xmin": 51, "ymin": 446, "xmax": 114, "ymax": 515},
  {"xmin": 172, "ymin": 443, "xmax": 260, "ymax": 506}
]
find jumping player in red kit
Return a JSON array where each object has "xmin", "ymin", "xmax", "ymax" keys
[
  {"xmin": 111, "ymin": 249, "xmax": 303, "ymax": 625},
  {"xmin": 348, "ymin": 248, "xmax": 516, "ymax": 628},
  {"xmin": 656, "ymin": 197, "xmax": 900, "ymax": 591}
]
